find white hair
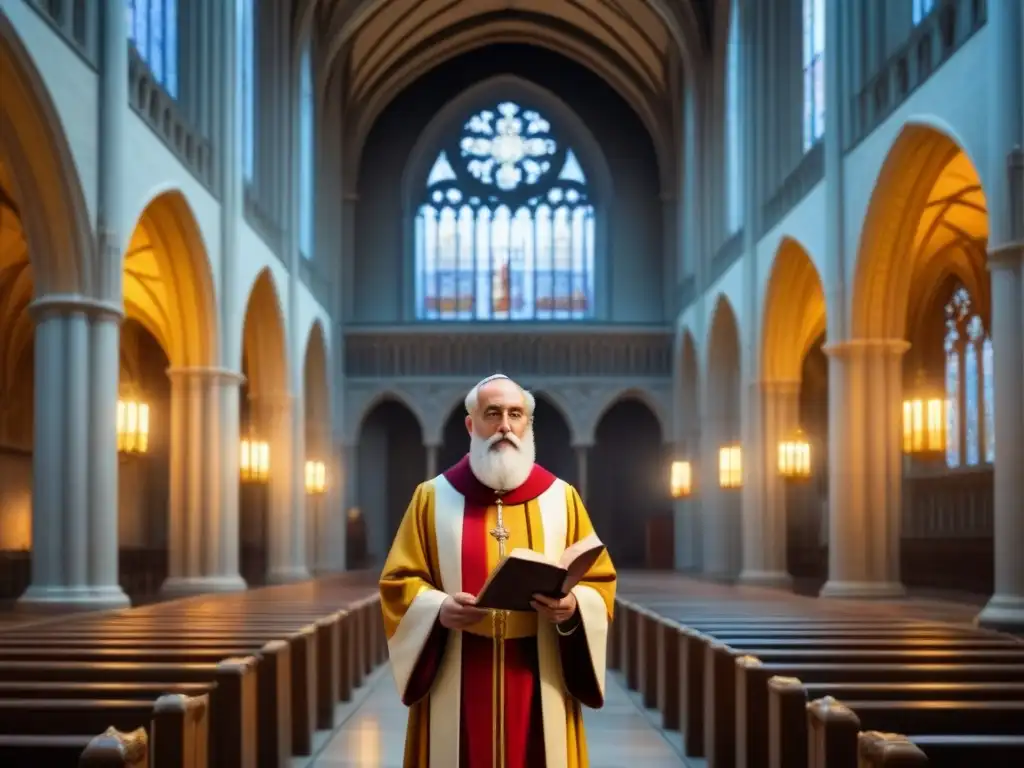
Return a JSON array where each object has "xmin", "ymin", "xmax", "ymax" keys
[{"xmin": 464, "ymin": 373, "xmax": 536, "ymax": 417}]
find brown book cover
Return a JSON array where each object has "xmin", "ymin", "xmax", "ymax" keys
[{"xmin": 474, "ymin": 534, "xmax": 605, "ymax": 612}]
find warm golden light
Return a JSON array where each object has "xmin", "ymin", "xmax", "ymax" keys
[
  {"xmin": 718, "ymin": 444, "xmax": 742, "ymax": 489},
  {"xmin": 778, "ymin": 428, "xmax": 811, "ymax": 479},
  {"xmin": 117, "ymin": 399, "xmax": 150, "ymax": 454},
  {"xmin": 240, "ymin": 439, "xmax": 270, "ymax": 483},
  {"xmin": 347, "ymin": 507, "xmax": 361, "ymax": 522},
  {"xmin": 902, "ymin": 396, "xmax": 946, "ymax": 454},
  {"xmin": 670, "ymin": 460, "xmax": 692, "ymax": 499},
  {"xmin": 305, "ymin": 460, "xmax": 326, "ymax": 495}
]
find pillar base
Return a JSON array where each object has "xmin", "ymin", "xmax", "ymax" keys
[
  {"xmin": 738, "ymin": 570, "xmax": 794, "ymax": 590},
  {"xmin": 17, "ymin": 584, "xmax": 131, "ymax": 613},
  {"xmin": 160, "ymin": 575, "xmax": 249, "ymax": 598},
  {"xmin": 976, "ymin": 594, "xmax": 1024, "ymax": 634},
  {"xmin": 818, "ymin": 580, "xmax": 906, "ymax": 600},
  {"xmin": 266, "ymin": 566, "xmax": 312, "ymax": 584}
]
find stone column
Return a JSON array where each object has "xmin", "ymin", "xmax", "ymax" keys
[
  {"xmin": 19, "ymin": 298, "xmax": 130, "ymax": 610},
  {"xmin": 700, "ymin": 420, "xmax": 740, "ymax": 580},
  {"xmin": 673, "ymin": 433, "xmax": 700, "ymax": 572},
  {"xmin": 318, "ymin": 444, "xmax": 347, "ymax": 572},
  {"xmin": 740, "ymin": 380, "xmax": 798, "ymax": 588},
  {"xmin": 425, "ymin": 442, "xmax": 439, "ymax": 480},
  {"xmin": 574, "ymin": 444, "xmax": 589, "ymax": 496},
  {"xmin": 256, "ymin": 393, "xmax": 309, "ymax": 583},
  {"xmin": 821, "ymin": 339, "xmax": 908, "ymax": 598},
  {"xmin": 977, "ymin": 0, "xmax": 1024, "ymax": 632},
  {"xmin": 162, "ymin": 369, "xmax": 247, "ymax": 596}
]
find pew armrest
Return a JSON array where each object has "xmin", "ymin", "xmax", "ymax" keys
[{"xmin": 78, "ymin": 726, "xmax": 149, "ymax": 768}]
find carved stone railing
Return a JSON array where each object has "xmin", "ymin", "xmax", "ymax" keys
[
  {"xmin": 760, "ymin": 142, "xmax": 824, "ymax": 238},
  {"xmin": 128, "ymin": 47, "xmax": 215, "ymax": 192},
  {"xmin": 848, "ymin": 0, "xmax": 987, "ymax": 150},
  {"xmin": 342, "ymin": 325, "xmax": 674, "ymax": 379},
  {"xmin": 27, "ymin": 0, "xmax": 99, "ymax": 66},
  {"xmin": 902, "ymin": 464, "xmax": 993, "ymax": 539}
]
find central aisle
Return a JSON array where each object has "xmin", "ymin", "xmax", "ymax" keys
[{"xmin": 312, "ymin": 663, "xmax": 688, "ymax": 767}]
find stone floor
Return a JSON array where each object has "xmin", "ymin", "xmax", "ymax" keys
[{"xmin": 310, "ymin": 664, "xmax": 689, "ymax": 767}]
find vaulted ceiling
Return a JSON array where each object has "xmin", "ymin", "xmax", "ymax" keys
[{"xmin": 311, "ymin": 0, "xmax": 710, "ymax": 170}]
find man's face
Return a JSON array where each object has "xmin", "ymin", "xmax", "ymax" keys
[{"xmin": 465, "ymin": 378, "xmax": 529, "ymax": 448}]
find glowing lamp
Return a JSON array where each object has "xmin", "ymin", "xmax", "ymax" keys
[
  {"xmin": 718, "ymin": 444, "xmax": 742, "ymax": 489},
  {"xmin": 240, "ymin": 438, "xmax": 269, "ymax": 483},
  {"xmin": 778, "ymin": 428, "xmax": 812, "ymax": 479},
  {"xmin": 117, "ymin": 399, "xmax": 150, "ymax": 454},
  {"xmin": 670, "ymin": 460, "xmax": 693, "ymax": 499},
  {"xmin": 902, "ymin": 382, "xmax": 946, "ymax": 454},
  {"xmin": 305, "ymin": 460, "xmax": 326, "ymax": 495}
]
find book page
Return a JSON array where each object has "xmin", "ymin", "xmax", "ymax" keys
[{"xmin": 556, "ymin": 533, "xmax": 603, "ymax": 569}]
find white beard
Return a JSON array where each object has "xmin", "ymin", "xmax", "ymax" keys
[{"xmin": 468, "ymin": 426, "xmax": 536, "ymax": 492}]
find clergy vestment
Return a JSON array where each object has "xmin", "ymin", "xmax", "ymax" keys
[{"xmin": 380, "ymin": 455, "xmax": 617, "ymax": 767}]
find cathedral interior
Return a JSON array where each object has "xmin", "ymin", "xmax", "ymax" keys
[{"xmin": 0, "ymin": 0, "xmax": 1022, "ymax": 765}]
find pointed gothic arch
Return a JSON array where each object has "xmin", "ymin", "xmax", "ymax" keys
[{"xmin": 402, "ymin": 76, "xmax": 614, "ymax": 322}]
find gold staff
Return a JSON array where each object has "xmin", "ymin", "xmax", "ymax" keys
[{"xmin": 488, "ymin": 493, "xmax": 509, "ymax": 768}]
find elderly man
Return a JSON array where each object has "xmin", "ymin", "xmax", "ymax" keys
[{"xmin": 379, "ymin": 374, "xmax": 617, "ymax": 767}]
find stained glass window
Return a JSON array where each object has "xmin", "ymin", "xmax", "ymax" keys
[
  {"xmin": 913, "ymin": 0, "xmax": 935, "ymax": 25},
  {"xmin": 125, "ymin": 0, "xmax": 179, "ymax": 98},
  {"xmin": 802, "ymin": 0, "xmax": 825, "ymax": 151},
  {"xmin": 983, "ymin": 337, "xmax": 995, "ymax": 463},
  {"xmin": 943, "ymin": 286, "xmax": 993, "ymax": 469},
  {"xmin": 415, "ymin": 101, "xmax": 596, "ymax": 321},
  {"xmin": 944, "ymin": 333, "xmax": 960, "ymax": 468},
  {"xmin": 240, "ymin": 0, "xmax": 256, "ymax": 184},
  {"xmin": 725, "ymin": 0, "xmax": 742, "ymax": 234},
  {"xmin": 299, "ymin": 42, "xmax": 315, "ymax": 259}
]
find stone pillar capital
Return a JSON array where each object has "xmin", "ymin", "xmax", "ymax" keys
[
  {"xmin": 823, "ymin": 338, "xmax": 910, "ymax": 359},
  {"xmin": 166, "ymin": 366, "xmax": 246, "ymax": 386},
  {"xmin": 987, "ymin": 241, "xmax": 1024, "ymax": 271},
  {"xmin": 754, "ymin": 379, "xmax": 801, "ymax": 394},
  {"xmin": 29, "ymin": 294, "xmax": 124, "ymax": 323}
]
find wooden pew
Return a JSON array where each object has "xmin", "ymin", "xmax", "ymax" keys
[
  {"xmin": 671, "ymin": 621, "xmax": 997, "ymax": 758},
  {"xmin": 0, "ymin": 582, "xmax": 384, "ymax": 768},
  {"xmin": 0, "ymin": 693, "xmax": 207, "ymax": 768},
  {"xmin": 0, "ymin": 643, "xmax": 289, "ymax": 763},
  {"xmin": 704, "ymin": 641, "xmax": 1024, "ymax": 768},
  {"xmin": 0, "ymin": 727, "xmax": 148, "ymax": 768},
  {"xmin": 768, "ymin": 677, "xmax": 1024, "ymax": 768},
  {"xmin": 808, "ymin": 696, "xmax": 1024, "ymax": 768},
  {"xmin": 0, "ymin": 657, "xmax": 256, "ymax": 768}
]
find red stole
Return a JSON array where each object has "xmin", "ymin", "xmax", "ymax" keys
[{"xmin": 443, "ymin": 456, "xmax": 555, "ymax": 768}]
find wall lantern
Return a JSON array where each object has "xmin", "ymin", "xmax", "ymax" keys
[
  {"xmin": 718, "ymin": 444, "xmax": 742, "ymax": 489},
  {"xmin": 902, "ymin": 373, "xmax": 946, "ymax": 454},
  {"xmin": 240, "ymin": 438, "xmax": 270, "ymax": 483},
  {"xmin": 778, "ymin": 428, "xmax": 812, "ymax": 480},
  {"xmin": 305, "ymin": 460, "xmax": 327, "ymax": 495},
  {"xmin": 117, "ymin": 398, "xmax": 150, "ymax": 455},
  {"xmin": 670, "ymin": 460, "xmax": 693, "ymax": 499}
]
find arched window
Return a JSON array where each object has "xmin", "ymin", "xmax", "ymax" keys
[
  {"xmin": 125, "ymin": 0, "xmax": 179, "ymax": 98},
  {"xmin": 725, "ymin": 0, "xmax": 742, "ymax": 234},
  {"xmin": 802, "ymin": 0, "xmax": 825, "ymax": 150},
  {"xmin": 913, "ymin": 0, "xmax": 935, "ymax": 25},
  {"xmin": 944, "ymin": 285, "xmax": 994, "ymax": 468},
  {"xmin": 298, "ymin": 42, "xmax": 315, "ymax": 259},
  {"xmin": 239, "ymin": 0, "xmax": 256, "ymax": 184},
  {"xmin": 415, "ymin": 101, "xmax": 596, "ymax": 321}
]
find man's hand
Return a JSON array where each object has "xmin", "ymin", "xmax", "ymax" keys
[
  {"xmin": 439, "ymin": 592, "xmax": 489, "ymax": 630},
  {"xmin": 530, "ymin": 592, "xmax": 578, "ymax": 625}
]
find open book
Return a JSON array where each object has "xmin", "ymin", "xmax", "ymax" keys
[{"xmin": 474, "ymin": 534, "xmax": 606, "ymax": 612}]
